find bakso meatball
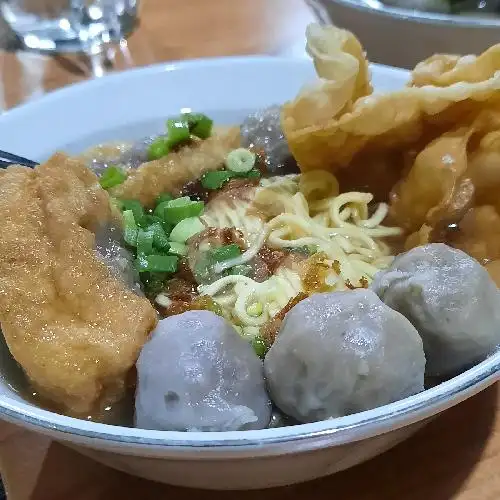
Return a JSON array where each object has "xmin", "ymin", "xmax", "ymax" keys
[
  {"xmin": 264, "ymin": 290, "xmax": 425, "ymax": 423},
  {"xmin": 135, "ymin": 311, "xmax": 271, "ymax": 431},
  {"xmin": 371, "ymin": 243, "xmax": 500, "ymax": 377},
  {"xmin": 87, "ymin": 135, "xmax": 164, "ymax": 174},
  {"xmin": 240, "ymin": 105, "xmax": 299, "ymax": 175}
]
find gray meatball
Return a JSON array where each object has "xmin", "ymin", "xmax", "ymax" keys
[
  {"xmin": 264, "ymin": 290, "xmax": 425, "ymax": 423},
  {"xmin": 87, "ymin": 134, "xmax": 164, "ymax": 174},
  {"xmin": 240, "ymin": 105, "xmax": 299, "ymax": 175},
  {"xmin": 135, "ymin": 311, "xmax": 271, "ymax": 431},
  {"xmin": 371, "ymin": 243, "xmax": 500, "ymax": 377}
]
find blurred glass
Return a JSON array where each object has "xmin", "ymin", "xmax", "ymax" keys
[{"xmin": 1, "ymin": 0, "xmax": 139, "ymax": 53}]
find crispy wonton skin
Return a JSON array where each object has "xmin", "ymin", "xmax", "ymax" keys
[
  {"xmin": 0, "ymin": 154, "xmax": 157, "ymax": 416},
  {"xmin": 283, "ymin": 24, "xmax": 500, "ymax": 265},
  {"xmin": 282, "ymin": 24, "xmax": 500, "ymax": 175}
]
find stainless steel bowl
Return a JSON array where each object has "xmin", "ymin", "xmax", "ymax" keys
[{"xmin": 307, "ymin": 0, "xmax": 500, "ymax": 68}]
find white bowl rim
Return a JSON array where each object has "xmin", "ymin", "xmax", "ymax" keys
[
  {"xmin": 0, "ymin": 55, "xmax": 499, "ymax": 454},
  {"xmin": 321, "ymin": 0, "xmax": 500, "ymax": 27}
]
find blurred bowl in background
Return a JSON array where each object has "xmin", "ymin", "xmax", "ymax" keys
[{"xmin": 306, "ymin": 0, "xmax": 500, "ymax": 68}]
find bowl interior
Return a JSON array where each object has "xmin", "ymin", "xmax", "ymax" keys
[{"xmin": 0, "ymin": 57, "xmax": 498, "ymax": 452}]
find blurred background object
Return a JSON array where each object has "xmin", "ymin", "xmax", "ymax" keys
[
  {"xmin": 307, "ymin": 0, "xmax": 500, "ymax": 68},
  {"xmin": 0, "ymin": 0, "xmax": 313, "ymax": 111},
  {"xmin": 1, "ymin": 0, "xmax": 138, "ymax": 52}
]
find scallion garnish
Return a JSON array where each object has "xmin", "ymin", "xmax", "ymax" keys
[
  {"xmin": 168, "ymin": 241, "xmax": 188, "ymax": 256},
  {"xmin": 226, "ymin": 264, "xmax": 252, "ymax": 276},
  {"xmin": 225, "ymin": 148, "xmax": 256, "ymax": 174},
  {"xmin": 121, "ymin": 199, "xmax": 146, "ymax": 226},
  {"xmin": 162, "ymin": 199, "xmax": 204, "ymax": 224},
  {"xmin": 251, "ymin": 335, "xmax": 268, "ymax": 359},
  {"xmin": 209, "ymin": 244, "xmax": 241, "ymax": 263},
  {"xmin": 183, "ymin": 112, "xmax": 213, "ymax": 139},
  {"xmin": 99, "ymin": 166, "xmax": 127, "ymax": 189},
  {"xmin": 155, "ymin": 193, "xmax": 173, "ymax": 206},
  {"xmin": 191, "ymin": 115, "xmax": 213, "ymax": 139},
  {"xmin": 135, "ymin": 254, "xmax": 179, "ymax": 273},
  {"xmin": 136, "ymin": 228, "xmax": 154, "ymax": 256},
  {"xmin": 147, "ymin": 137, "xmax": 170, "ymax": 161},
  {"xmin": 169, "ymin": 216, "xmax": 205, "ymax": 243},
  {"xmin": 149, "ymin": 222, "xmax": 170, "ymax": 251},
  {"xmin": 245, "ymin": 168, "xmax": 261, "ymax": 180},
  {"xmin": 166, "ymin": 118, "xmax": 191, "ymax": 147},
  {"xmin": 122, "ymin": 209, "xmax": 138, "ymax": 247},
  {"xmin": 200, "ymin": 170, "xmax": 235, "ymax": 190}
]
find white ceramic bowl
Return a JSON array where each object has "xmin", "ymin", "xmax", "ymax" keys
[
  {"xmin": 307, "ymin": 0, "xmax": 500, "ymax": 69},
  {"xmin": 0, "ymin": 58, "xmax": 499, "ymax": 490}
]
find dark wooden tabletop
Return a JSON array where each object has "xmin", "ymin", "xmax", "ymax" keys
[{"xmin": 1, "ymin": 1, "xmax": 500, "ymax": 499}]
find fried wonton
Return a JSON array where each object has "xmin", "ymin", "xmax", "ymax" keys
[
  {"xmin": 111, "ymin": 126, "xmax": 241, "ymax": 207},
  {"xmin": 282, "ymin": 23, "xmax": 500, "ymax": 265},
  {"xmin": 0, "ymin": 154, "xmax": 157, "ymax": 416},
  {"xmin": 409, "ymin": 44, "xmax": 500, "ymax": 87},
  {"xmin": 391, "ymin": 109, "xmax": 500, "ymax": 246},
  {"xmin": 281, "ymin": 24, "xmax": 500, "ymax": 175}
]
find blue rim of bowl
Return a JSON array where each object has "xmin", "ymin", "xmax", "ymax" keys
[
  {"xmin": 319, "ymin": 0, "xmax": 500, "ymax": 27},
  {"xmin": 0, "ymin": 351, "xmax": 499, "ymax": 452},
  {"xmin": 0, "ymin": 56, "xmax": 498, "ymax": 454}
]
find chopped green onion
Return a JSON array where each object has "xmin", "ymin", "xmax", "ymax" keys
[
  {"xmin": 191, "ymin": 116, "xmax": 213, "ymax": 139},
  {"xmin": 169, "ymin": 216, "xmax": 205, "ymax": 243},
  {"xmin": 246, "ymin": 302, "xmax": 263, "ymax": 317},
  {"xmin": 149, "ymin": 222, "xmax": 170, "ymax": 251},
  {"xmin": 154, "ymin": 197, "xmax": 189, "ymax": 219},
  {"xmin": 122, "ymin": 210, "xmax": 138, "ymax": 247},
  {"xmin": 200, "ymin": 166, "xmax": 260, "ymax": 191},
  {"xmin": 135, "ymin": 254, "xmax": 179, "ymax": 273},
  {"xmin": 293, "ymin": 244, "xmax": 319, "ymax": 256},
  {"xmin": 167, "ymin": 196, "xmax": 192, "ymax": 206},
  {"xmin": 136, "ymin": 229, "xmax": 154, "ymax": 256},
  {"xmin": 139, "ymin": 214, "xmax": 160, "ymax": 226},
  {"xmin": 201, "ymin": 170, "xmax": 235, "ymax": 190},
  {"xmin": 225, "ymin": 148, "xmax": 256, "ymax": 174},
  {"xmin": 183, "ymin": 112, "xmax": 213, "ymax": 139},
  {"xmin": 226, "ymin": 264, "xmax": 252, "ymax": 276},
  {"xmin": 168, "ymin": 241, "xmax": 188, "ymax": 256},
  {"xmin": 209, "ymin": 243, "xmax": 241, "ymax": 263},
  {"xmin": 307, "ymin": 244, "xmax": 319, "ymax": 254},
  {"xmin": 154, "ymin": 196, "xmax": 204, "ymax": 224},
  {"xmin": 166, "ymin": 118, "xmax": 190, "ymax": 147},
  {"xmin": 153, "ymin": 200, "xmax": 170, "ymax": 220},
  {"xmin": 159, "ymin": 219, "xmax": 174, "ymax": 235},
  {"xmin": 163, "ymin": 200, "xmax": 204, "ymax": 224},
  {"xmin": 244, "ymin": 168, "xmax": 261, "ymax": 180},
  {"xmin": 99, "ymin": 166, "xmax": 127, "ymax": 189},
  {"xmin": 120, "ymin": 199, "xmax": 145, "ymax": 226},
  {"xmin": 141, "ymin": 213, "xmax": 173, "ymax": 235},
  {"xmin": 147, "ymin": 138, "xmax": 170, "ymax": 161},
  {"xmin": 251, "ymin": 336, "xmax": 268, "ymax": 359},
  {"xmin": 155, "ymin": 193, "xmax": 173, "ymax": 206}
]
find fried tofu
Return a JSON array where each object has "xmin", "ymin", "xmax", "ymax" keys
[{"xmin": 0, "ymin": 153, "xmax": 157, "ymax": 416}]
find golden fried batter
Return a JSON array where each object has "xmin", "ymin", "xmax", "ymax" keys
[
  {"xmin": 282, "ymin": 24, "xmax": 500, "ymax": 175},
  {"xmin": 282, "ymin": 23, "xmax": 500, "ymax": 266},
  {"xmin": 111, "ymin": 126, "xmax": 241, "ymax": 207},
  {"xmin": 0, "ymin": 153, "xmax": 157, "ymax": 417}
]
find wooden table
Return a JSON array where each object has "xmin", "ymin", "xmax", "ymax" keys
[{"xmin": 1, "ymin": 0, "xmax": 500, "ymax": 498}]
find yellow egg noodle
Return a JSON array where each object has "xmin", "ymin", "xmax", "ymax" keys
[{"xmin": 193, "ymin": 171, "xmax": 402, "ymax": 337}]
